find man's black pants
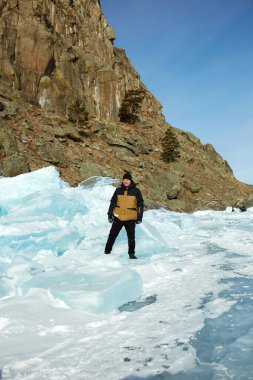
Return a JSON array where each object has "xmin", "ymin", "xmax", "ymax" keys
[{"xmin": 105, "ymin": 218, "xmax": 136, "ymax": 255}]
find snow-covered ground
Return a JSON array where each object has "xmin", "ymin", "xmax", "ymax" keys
[{"xmin": 0, "ymin": 167, "xmax": 253, "ymax": 380}]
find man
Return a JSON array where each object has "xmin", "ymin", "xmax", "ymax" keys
[{"xmin": 104, "ymin": 172, "xmax": 144, "ymax": 259}]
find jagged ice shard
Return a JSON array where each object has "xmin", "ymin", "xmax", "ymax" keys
[{"xmin": 0, "ymin": 167, "xmax": 253, "ymax": 380}]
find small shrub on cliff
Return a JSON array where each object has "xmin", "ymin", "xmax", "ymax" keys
[
  {"xmin": 161, "ymin": 126, "xmax": 180, "ymax": 163},
  {"xmin": 119, "ymin": 89, "xmax": 145, "ymax": 124},
  {"xmin": 68, "ymin": 99, "xmax": 88, "ymax": 125}
]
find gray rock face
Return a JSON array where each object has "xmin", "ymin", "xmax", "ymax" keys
[
  {"xmin": 183, "ymin": 179, "xmax": 202, "ymax": 194},
  {"xmin": 245, "ymin": 195, "xmax": 253, "ymax": 208},
  {"xmin": 79, "ymin": 162, "xmax": 105, "ymax": 179},
  {"xmin": 0, "ymin": 126, "xmax": 17, "ymax": 156},
  {"xmin": 0, "ymin": 154, "xmax": 30, "ymax": 177},
  {"xmin": 0, "ymin": 101, "xmax": 19, "ymax": 119},
  {"xmin": 145, "ymin": 171, "xmax": 182, "ymax": 202},
  {"xmin": 38, "ymin": 143, "xmax": 67, "ymax": 168}
]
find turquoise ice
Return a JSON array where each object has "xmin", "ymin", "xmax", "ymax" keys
[{"xmin": 0, "ymin": 167, "xmax": 253, "ymax": 379}]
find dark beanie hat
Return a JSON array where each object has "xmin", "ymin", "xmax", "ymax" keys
[{"xmin": 123, "ymin": 172, "xmax": 132, "ymax": 181}]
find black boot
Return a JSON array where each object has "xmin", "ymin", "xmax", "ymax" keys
[{"xmin": 129, "ymin": 254, "xmax": 137, "ymax": 259}]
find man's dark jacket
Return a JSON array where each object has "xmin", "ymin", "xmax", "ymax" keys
[{"xmin": 108, "ymin": 181, "xmax": 144, "ymax": 222}]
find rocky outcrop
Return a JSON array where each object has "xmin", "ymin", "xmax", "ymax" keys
[
  {"xmin": 0, "ymin": 0, "xmax": 163, "ymax": 125},
  {"xmin": 0, "ymin": 126, "xmax": 17, "ymax": 155},
  {"xmin": 0, "ymin": 154, "xmax": 30, "ymax": 177},
  {"xmin": 0, "ymin": 0, "xmax": 252, "ymax": 211}
]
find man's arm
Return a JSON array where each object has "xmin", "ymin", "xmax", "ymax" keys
[
  {"xmin": 136, "ymin": 189, "xmax": 144, "ymax": 222},
  {"xmin": 107, "ymin": 188, "xmax": 118, "ymax": 218}
]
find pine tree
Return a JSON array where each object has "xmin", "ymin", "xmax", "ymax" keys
[
  {"xmin": 119, "ymin": 89, "xmax": 145, "ymax": 124},
  {"xmin": 161, "ymin": 126, "xmax": 180, "ymax": 163},
  {"xmin": 68, "ymin": 99, "xmax": 88, "ymax": 125}
]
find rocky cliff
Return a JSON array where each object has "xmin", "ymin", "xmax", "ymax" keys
[
  {"xmin": 0, "ymin": 0, "xmax": 163, "ymax": 123},
  {"xmin": 0, "ymin": 0, "xmax": 252, "ymax": 211}
]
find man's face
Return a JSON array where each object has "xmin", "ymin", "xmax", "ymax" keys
[{"xmin": 123, "ymin": 178, "xmax": 131, "ymax": 187}]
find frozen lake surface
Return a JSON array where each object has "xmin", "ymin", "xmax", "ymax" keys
[{"xmin": 0, "ymin": 167, "xmax": 253, "ymax": 380}]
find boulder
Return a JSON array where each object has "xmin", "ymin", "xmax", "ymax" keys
[
  {"xmin": 145, "ymin": 171, "xmax": 182, "ymax": 202},
  {"xmin": 183, "ymin": 179, "xmax": 202, "ymax": 194},
  {"xmin": 245, "ymin": 195, "xmax": 253, "ymax": 208},
  {"xmin": 0, "ymin": 101, "xmax": 19, "ymax": 119},
  {"xmin": 0, "ymin": 126, "xmax": 17, "ymax": 156},
  {"xmin": 0, "ymin": 154, "xmax": 30, "ymax": 177},
  {"xmin": 38, "ymin": 143, "xmax": 67, "ymax": 168},
  {"xmin": 105, "ymin": 136, "xmax": 138, "ymax": 156},
  {"xmin": 182, "ymin": 131, "xmax": 201, "ymax": 146},
  {"xmin": 79, "ymin": 162, "xmax": 105, "ymax": 179}
]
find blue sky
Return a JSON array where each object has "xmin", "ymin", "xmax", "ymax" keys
[{"xmin": 100, "ymin": 0, "xmax": 253, "ymax": 185}]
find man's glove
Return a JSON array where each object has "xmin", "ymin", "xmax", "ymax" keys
[{"xmin": 136, "ymin": 220, "xmax": 142, "ymax": 224}]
